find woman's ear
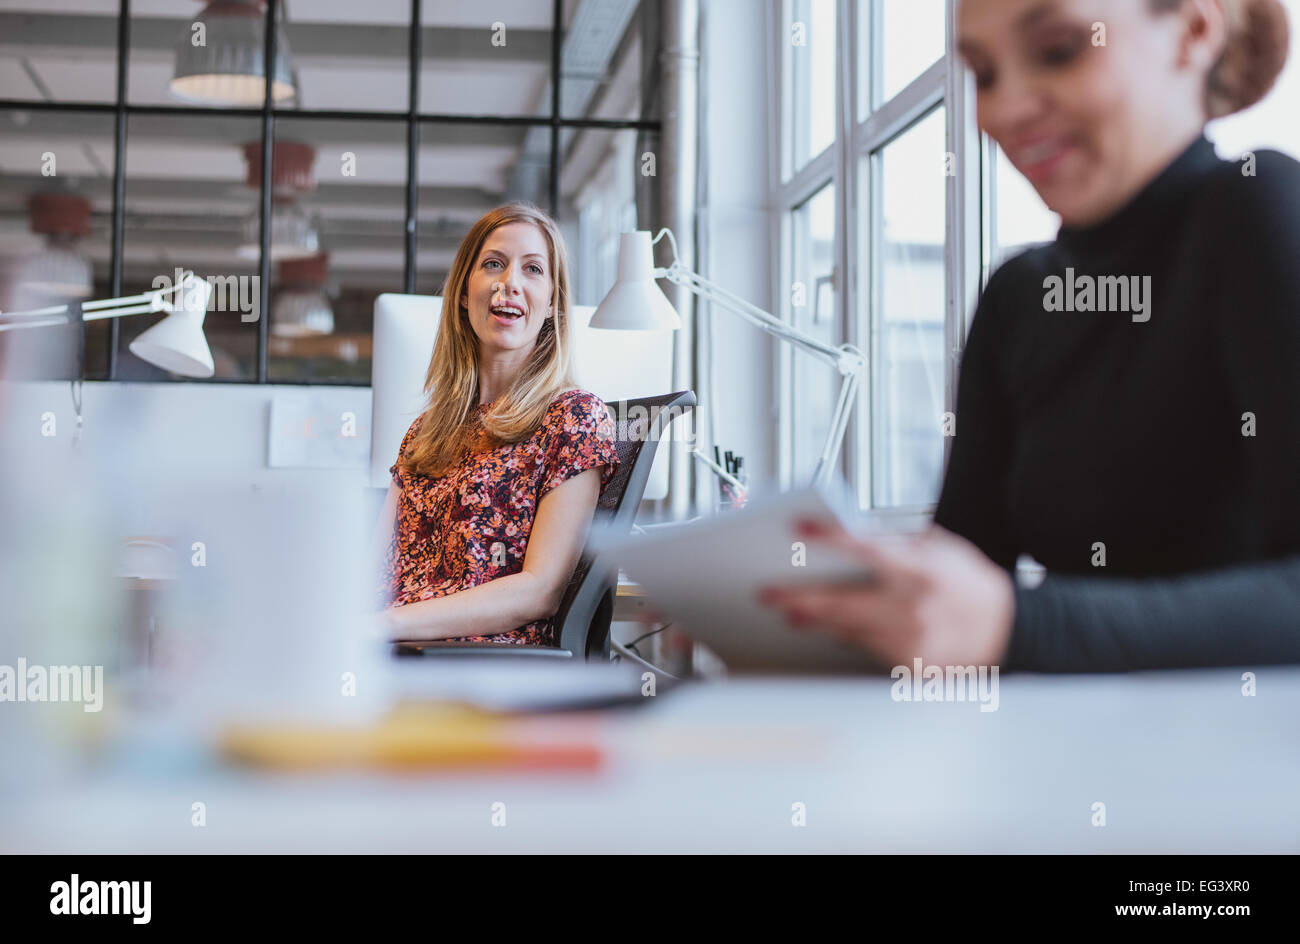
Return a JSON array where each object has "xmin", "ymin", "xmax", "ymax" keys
[{"xmin": 1176, "ymin": 0, "xmax": 1228, "ymax": 72}]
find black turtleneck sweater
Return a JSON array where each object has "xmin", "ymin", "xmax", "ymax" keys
[{"xmin": 934, "ymin": 134, "xmax": 1300, "ymax": 672}]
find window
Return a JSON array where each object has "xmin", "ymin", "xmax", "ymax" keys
[
  {"xmin": 265, "ymin": 117, "xmax": 409, "ymax": 384},
  {"xmin": 0, "ymin": 1, "xmax": 661, "ymax": 385},
  {"xmin": 776, "ymin": 0, "xmax": 840, "ymax": 491},
  {"xmin": 777, "ymin": 0, "xmax": 962, "ymax": 509},
  {"xmin": 0, "ymin": 1, "xmax": 118, "ymax": 104},
  {"xmin": 789, "ymin": 183, "xmax": 838, "ymax": 482},
  {"xmin": 864, "ymin": 0, "xmax": 946, "ymax": 113},
  {"xmin": 420, "ymin": 2, "xmax": 549, "ymax": 118},
  {"xmin": 871, "ymin": 106, "xmax": 946, "ymax": 508},
  {"xmin": 0, "ymin": 109, "xmax": 116, "ymax": 380},
  {"xmin": 985, "ymin": 142, "xmax": 1059, "ymax": 274},
  {"xmin": 560, "ymin": 129, "xmax": 641, "ymax": 308},
  {"xmin": 784, "ymin": 0, "xmax": 837, "ymax": 178},
  {"xmin": 117, "ymin": 113, "xmax": 264, "ymax": 382},
  {"xmin": 803, "ymin": 0, "xmax": 1300, "ymax": 511}
]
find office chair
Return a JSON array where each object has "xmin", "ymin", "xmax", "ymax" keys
[{"xmin": 395, "ymin": 389, "xmax": 697, "ymax": 661}]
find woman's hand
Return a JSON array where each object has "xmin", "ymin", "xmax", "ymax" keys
[{"xmin": 757, "ymin": 518, "xmax": 1016, "ymax": 669}]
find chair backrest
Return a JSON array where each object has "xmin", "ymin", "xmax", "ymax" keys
[{"xmin": 552, "ymin": 390, "xmax": 696, "ymax": 658}]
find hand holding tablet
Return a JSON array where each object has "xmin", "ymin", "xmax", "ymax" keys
[
  {"xmin": 595, "ymin": 482, "xmax": 1015, "ymax": 674},
  {"xmin": 592, "ymin": 483, "xmax": 882, "ymax": 673}
]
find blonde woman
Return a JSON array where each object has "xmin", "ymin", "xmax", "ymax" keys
[
  {"xmin": 761, "ymin": 0, "xmax": 1300, "ymax": 671},
  {"xmin": 373, "ymin": 202, "xmax": 619, "ymax": 646}
]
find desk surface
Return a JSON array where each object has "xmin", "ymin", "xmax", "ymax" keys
[{"xmin": 2, "ymin": 667, "xmax": 1297, "ymax": 853}]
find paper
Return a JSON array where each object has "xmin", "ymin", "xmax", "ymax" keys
[{"xmin": 268, "ymin": 392, "xmax": 370, "ymax": 469}]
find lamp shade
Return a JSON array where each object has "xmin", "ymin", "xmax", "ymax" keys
[
  {"xmin": 589, "ymin": 231, "xmax": 682, "ymax": 331},
  {"xmin": 169, "ymin": 0, "xmax": 296, "ymax": 106},
  {"xmin": 129, "ymin": 276, "xmax": 216, "ymax": 378}
]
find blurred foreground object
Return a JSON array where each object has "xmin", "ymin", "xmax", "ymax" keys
[{"xmin": 220, "ymin": 701, "xmax": 603, "ymax": 773}]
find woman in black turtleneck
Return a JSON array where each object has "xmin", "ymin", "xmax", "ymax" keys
[{"xmin": 759, "ymin": 0, "xmax": 1300, "ymax": 671}]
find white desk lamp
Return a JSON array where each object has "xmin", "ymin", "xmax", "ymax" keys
[
  {"xmin": 0, "ymin": 271, "xmax": 216, "ymax": 378},
  {"xmin": 590, "ymin": 230, "xmax": 865, "ymax": 485}
]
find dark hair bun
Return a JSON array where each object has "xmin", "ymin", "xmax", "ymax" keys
[{"xmin": 1208, "ymin": 0, "xmax": 1290, "ymax": 117}]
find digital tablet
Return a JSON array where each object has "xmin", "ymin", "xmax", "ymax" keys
[{"xmin": 591, "ymin": 483, "xmax": 886, "ymax": 674}]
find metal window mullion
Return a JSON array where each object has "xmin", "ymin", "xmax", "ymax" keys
[
  {"xmin": 848, "ymin": 0, "xmax": 870, "ymax": 507},
  {"xmin": 942, "ymin": 0, "xmax": 980, "ymax": 472},
  {"xmin": 867, "ymin": 145, "xmax": 883, "ymax": 506},
  {"xmin": 404, "ymin": 0, "xmax": 422, "ymax": 294},
  {"xmin": 549, "ymin": 0, "xmax": 562, "ymax": 218},
  {"xmin": 31, "ymin": 3, "xmax": 662, "ymax": 388},
  {"xmin": 779, "ymin": 0, "xmax": 792, "ymax": 184},
  {"xmin": 833, "ymin": 0, "xmax": 853, "ymax": 489},
  {"xmin": 775, "ymin": 145, "xmax": 834, "ymax": 213},
  {"xmin": 255, "ymin": 0, "xmax": 277, "ymax": 384},
  {"xmin": 869, "ymin": 0, "xmax": 883, "ymax": 114},
  {"xmin": 854, "ymin": 57, "xmax": 944, "ymax": 155},
  {"xmin": 0, "ymin": 100, "xmax": 660, "ymax": 129},
  {"xmin": 852, "ymin": 51, "xmax": 947, "ymax": 508},
  {"xmin": 770, "ymin": 1, "xmax": 791, "ymax": 489},
  {"xmin": 107, "ymin": 0, "xmax": 130, "ymax": 381}
]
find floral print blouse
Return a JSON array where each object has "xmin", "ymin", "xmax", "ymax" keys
[{"xmin": 380, "ymin": 388, "xmax": 619, "ymax": 646}]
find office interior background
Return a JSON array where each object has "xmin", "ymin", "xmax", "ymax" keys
[
  {"xmin": 4, "ymin": 0, "xmax": 1300, "ymax": 865},
  {"xmin": 2, "ymin": 0, "xmax": 1299, "ymax": 517}
]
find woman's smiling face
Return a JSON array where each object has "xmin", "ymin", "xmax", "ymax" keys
[
  {"xmin": 957, "ymin": 0, "xmax": 1222, "ymax": 226},
  {"xmin": 461, "ymin": 221, "xmax": 555, "ymax": 358}
]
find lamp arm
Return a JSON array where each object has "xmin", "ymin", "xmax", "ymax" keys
[
  {"xmin": 649, "ymin": 227, "xmax": 865, "ymax": 487},
  {"xmin": 663, "ymin": 264, "xmax": 865, "ymax": 374},
  {"xmin": 812, "ymin": 370, "xmax": 861, "ymax": 485},
  {"xmin": 0, "ymin": 271, "xmax": 198, "ymax": 322},
  {"xmin": 651, "ymin": 227, "xmax": 849, "ymax": 361},
  {"xmin": 648, "ymin": 227, "xmax": 682, "ymax": 267},
  {"xmin": 0, "ymin": 301, "xmax": 162, "ymax": 333}
]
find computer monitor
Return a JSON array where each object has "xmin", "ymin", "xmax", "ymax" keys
[{"xmin": 370, "ymin": 294, "xmax": 676, "ymax": 496}]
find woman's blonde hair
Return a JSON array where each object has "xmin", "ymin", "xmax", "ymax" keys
[
  {"xmin": 398, "ymin": 201, "xmax": 577, "ymax": 478},
  {"xmin": 1150, "ymin": 0, "xmax": 1290, "ymax": 118}
]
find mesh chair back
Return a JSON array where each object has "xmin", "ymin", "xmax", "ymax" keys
[{"xmin": 552, "ymin": 390, "xmax": 697, "ymax": 657}]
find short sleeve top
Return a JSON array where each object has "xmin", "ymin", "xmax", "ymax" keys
[{"xmin": 380, "ymin": 388, "xmax": 620, "ymax": 646}]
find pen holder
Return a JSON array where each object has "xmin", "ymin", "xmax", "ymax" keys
[{"xmin": 715, "ymin": 471, "xmax": 748, "ymax": 512}]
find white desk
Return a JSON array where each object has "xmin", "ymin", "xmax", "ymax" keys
[{"xmin": 2, "ymin": 667, "xmax": 1296, "ymax": 853}]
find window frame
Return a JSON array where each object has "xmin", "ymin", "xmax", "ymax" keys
[
  {"xmin": 0, "ymin": 0, "xmax": 662, "ymax": 386},
  {"xmin": 772, "ymin": 0, "xmax": 981, "ymax": 512}
]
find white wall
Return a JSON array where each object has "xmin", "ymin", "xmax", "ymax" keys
[
  {"xmin": 1, "ymin": 380, "xmax": 380, "ymax": 532},
  {"xmin": 696, "ymin": 0, "xmax": 778, "ymax": 499}
]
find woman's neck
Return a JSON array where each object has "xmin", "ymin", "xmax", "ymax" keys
[{"xmin": 476, "ymin": 350, "xmax": 530, "ymax": 405}]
